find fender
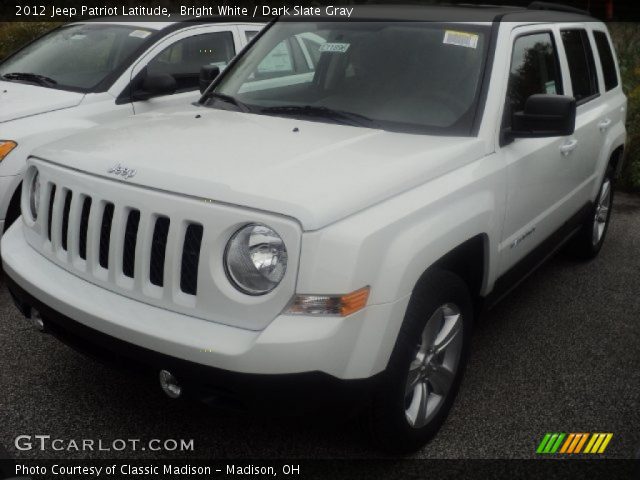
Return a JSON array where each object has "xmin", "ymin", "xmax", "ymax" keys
[{"xmin": 298, "ymin": 152, "xmax": 505, "ymax": 303}]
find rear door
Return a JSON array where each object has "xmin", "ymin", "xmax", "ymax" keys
[
  {"xmin": 129, "ymin": 25, "xmax": 241, "ymax": 114},
  {"xmin": 589, "ymin": 27, "xmax": 627, "ymax": 182},
  {"xmin": 555, "ymin": 26, "xmax": 609, "ymax": 206}
]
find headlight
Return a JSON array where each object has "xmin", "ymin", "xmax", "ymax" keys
[
  {"xmin": 0, "ymin": 141, "xmax": 17, "ymax": 161},
  {"xmin": 28, "ymin": 168, "xmax": 40, "ymax": 220},
  {"xmin": 225, "ymin": 223, "xmax": 288, "ymax": 295}
]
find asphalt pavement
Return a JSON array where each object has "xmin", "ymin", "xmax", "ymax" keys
[{"xmin": 0, "ymin": 194, "xmax": 638, "ymax": 462}]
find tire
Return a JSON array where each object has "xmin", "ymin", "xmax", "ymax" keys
[
  {"xmin": 566, "ymin": 165, "xmax": 614, "ymax": 260},
  {"xmin": 368, "ymin": 269, "xmax": 473, "ymax": 453}
]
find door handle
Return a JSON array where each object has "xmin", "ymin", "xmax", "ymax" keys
[
  {"xmin": 560, "ymin": 139, "xmax": 579, "ymax": 156},
  {"xmin": 598, "ymin": 118, "xmax": 612, "ymax": 132}
]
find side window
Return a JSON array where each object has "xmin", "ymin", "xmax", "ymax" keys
[
  {"xmin": 593, "ymin": 31, "xmax": 619, "ymax": 91},
  {"xmin": 245, "ymin": 31, "xmax": 259, "ymax": 42},
  {"xmin": 507, "ymin": 32, "xmax": 563, "ymax": 114},
  {"xmin": 256, "ymin": 40, "xmax": 295, "ymax": 77},
  {"xmin": 561, "ymin": 29, "xmax": 599, "ymax": 102},
  {"xmin": 147, "ymin": 31, "xmax": 235, "ymax": 92}
]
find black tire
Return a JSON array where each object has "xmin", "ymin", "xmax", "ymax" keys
[
  {"xmin": 566, "ymin": 165, "xmax": 615, "ymax": 260},
  {"xmin": 368, "ymin": 269, "xmax": 473, "ymax": 453}
]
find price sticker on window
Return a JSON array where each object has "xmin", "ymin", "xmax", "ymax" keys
[
  {"xmin": 319, "ymin": 43, "xmax": 350, "ymax": 53},
  {"xmin": 443, "ymin": 31, "xmax": 479, "ymax": 49}
]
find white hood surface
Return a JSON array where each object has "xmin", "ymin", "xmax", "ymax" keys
[
  {"xmin": 0, "ymin": 81, "xmax": 84, "ymax": 123},
  {"xmin": 33, "ymin": 107, "xmax": 486, "ymax": 231}
]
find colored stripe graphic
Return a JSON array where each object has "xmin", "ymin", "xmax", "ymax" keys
[
  {"xmin": 537, "ymin": 433, "xmax": 552, "ymax": 454},
  {"xmin": 538, "ymin": 433, "xmax": 613, "ymax": 454},
  {"xmin": 560, "ymin": 433, "xmax": 575, "ymax": 453}
]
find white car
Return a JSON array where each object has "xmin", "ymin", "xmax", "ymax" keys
[
  {"xmin": 2, "ymin": 5, "xmax": 627, "ymax": 452},
  {"xmin": 0, "ymin": 19, "xmax": 264, "ymax": 232}
]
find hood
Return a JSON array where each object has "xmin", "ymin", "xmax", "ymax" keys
[
  {"xmin": 33, "ymin": 107, "xmax": 487, "ymax": 231},
  {"xmin": 0, "ymin": 80, "xmax": 84, "ymax": 123}
]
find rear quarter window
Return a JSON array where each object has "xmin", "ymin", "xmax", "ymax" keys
[{"xmin": 593, "ymin": 30, "xmax": 619, "ymax": 91}]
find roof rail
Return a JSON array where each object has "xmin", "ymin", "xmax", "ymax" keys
[{"xmin": 528, "ymin": 1, "xmax": 590, "ymax": 16}]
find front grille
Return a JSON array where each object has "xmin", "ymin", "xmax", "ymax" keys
[
  {"xmin": 26, "ymin": 160, "xmax": 299, "ymax": 331},
  {"xmin": 43, "ymin": 183, "xmax": 203, "ymax": 297}
]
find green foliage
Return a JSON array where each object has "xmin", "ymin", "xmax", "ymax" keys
[
  {"xmin": 0, "ymin": 22, "xmax": 61, "ymax": 61},
  {"xmin": 609, "ymin": 23, "xmax": 640, "ymax": 190}
]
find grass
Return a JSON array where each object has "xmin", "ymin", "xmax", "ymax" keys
[
  {"xmin": 0, "ymin": 21, "xmax": 639, "ymax": 189},
  {"xmin": 610, "ymin": 24, "xmax": 640, "ymax": 190}
]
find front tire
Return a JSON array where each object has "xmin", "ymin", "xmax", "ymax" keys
[{"xmin": 368, "ymin": 269, "xmax": 473, "ymax": 453}]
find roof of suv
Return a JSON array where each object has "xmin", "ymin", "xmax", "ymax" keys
[{"xmin": 289, "ymin": 4, "xmax": 596, "ymax": 23}]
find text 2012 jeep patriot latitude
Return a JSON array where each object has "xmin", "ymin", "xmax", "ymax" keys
[{"xmin": 2, "ymin": 5, "xmax": 627, "ymax": 452}]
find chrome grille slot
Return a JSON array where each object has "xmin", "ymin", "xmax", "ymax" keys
[
  {"xmin": 60, "ymin": 190, "xmax": 72, "ymax": 251},
  {"xmin": 47, "ymin": 184, "xmax": 56, "ymax": 241},
  {"xmin": 180, "ymin": 223, "xmax": 203, "ymax": 295},
  {"xmin": 78, "ymin": 197, "xmax": 91, "ymax": 260},
  {"xmin": 150, "ymin": 216, "xmax": 170, "ymax": 287},
  {"xmin": 99, "ymin": 203, "xmax": 114, "ymax": 269},
  {"xmin": 122, "ymin": 209, "xmax": 140, "ymax": 278}
]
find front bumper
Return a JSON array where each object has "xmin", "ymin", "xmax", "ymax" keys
[{"xmin": 2, "ymin": 221, "xmax": 410, "ymax": 380}]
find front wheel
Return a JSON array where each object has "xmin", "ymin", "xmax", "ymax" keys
[{"xmin": 368, "ymin": 269, "xmax": 473, "ymax": 453}]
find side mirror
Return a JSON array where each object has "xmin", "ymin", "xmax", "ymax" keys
[
  {"xmin": 199, "ymin": 65, "xmax": 220, "ymax": 94},
  {"xmin": 135, "ymin": 73, "xmax": 176, "ymax": 100},
  {"xmin": 509, "ymin": 94, "xmax": 576, "ymax": 139}
]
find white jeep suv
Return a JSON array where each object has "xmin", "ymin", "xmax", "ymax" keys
[{"xmin": 2, "ymin": 5, "xmax": 627, "ymax": 452}]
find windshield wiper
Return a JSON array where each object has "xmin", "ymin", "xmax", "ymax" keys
[
  {"xmin": 1, "ymin": 72, "xmax": 58, "ymax": 87},
  {"xmin": 205, "ymin": 92, "xmax": 250, "ymax": 112},
  {"xmin": 259, "ymin": 105, "xmax": 380, "ymax": 128}
]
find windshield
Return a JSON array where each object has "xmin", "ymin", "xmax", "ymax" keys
[
  {"xmin": 0, "ymin": 24, "xmax": 154, "ymax": 92},
  {"xmin": 208, "ymin": 21, "xmax": 491, "ymax": 135}
]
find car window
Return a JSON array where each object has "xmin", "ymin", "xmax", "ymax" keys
[
  {"xmin": 507, "ymin": 32, "xmax": 563, "ymax": 114},
  {"xmin": 0, "ymin": 24, "xmax": 151, "ymax": 91},
  {"xmin": 561, "ymin": 29, "xmax": 599, "ymax": 102},
  {"xmin": 256, "ymin": 40, "xmax": 295, "ymax": 77},
  {"xmin": 245, "ymin": 31, "xmax": 260, "ymax": 42},
  {"xmin": 213, "ymin": 22, "xmax": 491, "ymax": 135},
  {"xmin": 147, "ymin": 31, "xmax": 235, "ymax": 92},
  {"xmin": 593, "ymin": 30, "xmax": 619, "ymax": 91}
]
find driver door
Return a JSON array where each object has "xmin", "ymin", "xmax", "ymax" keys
[{"xmin": 498, "ymin": 26, "xmax": 577, "ymax": 275}]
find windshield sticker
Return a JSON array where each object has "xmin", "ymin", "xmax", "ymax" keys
[
  {"xmin": 443, "ymin": 31, "xmax": 479, "ymax": 49},
  {"xmin": 545, "ymin": 81, "xmax": 558, "ymax": 94},
  {"xmin": 319, "ymin": 43, "xmax": 350, "ymax": 53},
  {"xmin": 129, "ymin": 30, "xmax": 151, "ymax": 39}
]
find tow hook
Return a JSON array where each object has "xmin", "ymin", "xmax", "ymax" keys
[
  {"xmin": 28, "ymin": 308, "xmax": 45, "ymax": 332},
  {"xmin": 159, "ymin": 370, "xmax": 182, "ymax": 399}
]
